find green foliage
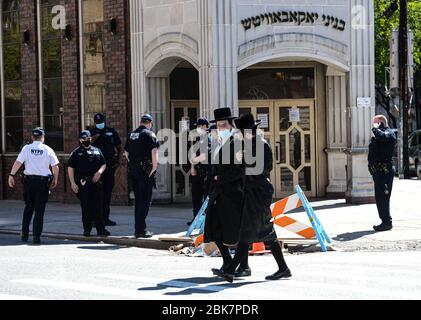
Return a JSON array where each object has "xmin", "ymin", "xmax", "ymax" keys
[{"xmin": 375, "ymin": 0, "xmax": 421, "ymax": 85}]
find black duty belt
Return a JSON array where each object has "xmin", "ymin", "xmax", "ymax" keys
[
  {"xmin": 368, "ymin": 162, "xmax": 394, "ymax": 175},
  {"xmin": 24, "ymin": 175, "xmax": 51, "ymax": 181}
]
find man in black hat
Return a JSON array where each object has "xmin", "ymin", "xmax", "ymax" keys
[
  {"xmin": 124, "ymin": 114, "xmax": 159, "ymax": 238},
  {"xmin": 68, "ymin": 130, "xmax": 110, "ymax": 237},
  {"xmin": 89, "ymin": 113, "xmax": 123, "ymax": 226},
  {"xmin": 8, "ymin": 127, "xmax": 59, "ymax": 244},
  {"xmin": 213, "ymin": 113, "xmax": 291, "ymax": 282},
  {"xmin": 188, "ymin": 117, "xmax": 210, "ymax": 226},
  {"xmin": 203, "ymin": 107, "xmax": 245, "ymax": 277}
]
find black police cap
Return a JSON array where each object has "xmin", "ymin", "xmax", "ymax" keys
[
  {"xmin": 32, "ymin": 127, "xmax": 45, "ymax": 137},
  {"xmin": 141, "ymin": 114, "xmax": 153, "ymax": 122},
  {"xmin": 80, "ymin": 130, "xmax": 91, "ymax": 139},
  {"xmin": 94, "ymin": 113, "xmax": 105, "ymax": 124}
]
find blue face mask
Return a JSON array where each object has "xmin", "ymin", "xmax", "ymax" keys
[
  {"xmin": 218, "ymin": 129, "xmax": 232, "ymax": 140},
  {"xmin": 96, "ymin": 123, "xmax": 105, "ymax": 130}
]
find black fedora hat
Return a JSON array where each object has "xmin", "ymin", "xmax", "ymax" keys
[
  {"xmin": 234, "ymin": 113, "xmax": 262, "ymax": 130},
  {"xmin": 210, "ymin": 107, "xmax": 236, "ymax": 123}
]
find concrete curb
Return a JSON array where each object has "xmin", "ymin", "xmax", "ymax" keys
[
  {"xmin": 0, "ymin": 229, "xmax": 337, "ymax": 253},
  {"xmin": 0, "ymin": 229, "xmax": 193, "ymax": 250}
]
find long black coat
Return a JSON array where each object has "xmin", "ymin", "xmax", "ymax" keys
[
  {"xmin": 238, "ymin": 136, "xmax": 277, "ymax": 243},
  {"xmin": 204, "ymin": 135, "xmax": 245, "ymax": 246}
]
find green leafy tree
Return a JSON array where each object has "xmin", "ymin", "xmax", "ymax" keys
[{"xmin": 375, "ymin": 0, "xmax": 421, "ymax": 86}]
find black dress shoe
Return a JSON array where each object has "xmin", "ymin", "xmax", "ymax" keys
[
  {"xmin": 21, "ymin": 233, "xmax": 29, "ymax": 242},
  {"xmin": 97, "ymin": 229, "xmax": 111, "ymax": 237},
  {"xmin": 186, "ymin": 220, "xmax": 193, "ymax": 226},
  {"xmin": 33, "ymin": 237, "xmax": 41, "ymax": 245},
  {"xmin": 214, "ymin": 268, "xmax": 234, "ymax": 283},
  {"xmin": 135, "ymin": 231, "xmax": 153, "ymax": 238},
  {"xmin": 83, "ymin": 230, "xmax": 91, "ymax": 237},
  {"xmin": 373, "ymin": 224, "xmax": 393, "ymax": 232},
  {"xmin": 235, "ymin": 267, "xmax": 252, "ymax": 278},
  {"xmin": 105, "ymin": 220, "xmax": 117, "ymax": 226},
  {"xmin": 265, "ymin": 268, "xmax": 292, "ymax": 280}
]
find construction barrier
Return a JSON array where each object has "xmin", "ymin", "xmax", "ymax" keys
[
  {"xmin": 187, "ymin": 185, "xmax": 331, "ymax": 252},
  {"xmin": 294, "ymin": 185, "xmax": 331, "ymax": 252}
]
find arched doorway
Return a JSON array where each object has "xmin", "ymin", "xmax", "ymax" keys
[
  {"xmin": 238, "ymin": 61, "xmax": 328, "ymax": 199},
  {"xmin": 146, "ymin": 59, "xmax": 200, "ymax": 203}
]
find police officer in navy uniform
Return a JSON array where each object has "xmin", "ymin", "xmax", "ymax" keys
[
  {"xmin": 68, "ymin": 130, "xmax": 110, "ymax": 237},
  {"xmin": 188, "ymin": 117, "xmax": 210, "ymax": 226},
  {"xmin": 8, "ymin": 128, "xmax": 59, "ymax": 244},
  {"xmin": 125, "ymin": 114, "xmax": 159, "ymax": 238},
  {"xmin": 89, "ymin": 113, "xmax": 123, "ymax": 226},
  {"xmin": 368, "ymin": 115, "xmax": 396, "ymax": 232}
]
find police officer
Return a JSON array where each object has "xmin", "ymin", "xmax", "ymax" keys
[
  {"xmin": 68, "ymin": 130, "xmax": 110, "ymax": 237},
  {"xmin": 89, "ymin": 113, "xmax": 123, "ymax": 226},
  {"xmin": 8, "ymin": 127, "xmax": 59, "ymax": 244},
  {"xmin": 189, "ymin": 117, "xmax": 210, "ymax": 226},
  {"xmin": 125, "ymin": 114, "xmax": 159, "ymax": 238},
  {"xmin": 368, "ymin": 115, "xmax": 396, "ymax": 232}
]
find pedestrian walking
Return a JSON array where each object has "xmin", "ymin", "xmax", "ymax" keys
[
  {"xmin": 212, "ymin": 113, "xmax": 291, "ymax": 283},
  {"xmin": 124, "ymin": 114, "xmax": 159, "ymax": 238},
  {"xmin": 204, "ymin": 107, "xmax": 245, "ymax": 276},
  {"xmin": 368, "ymin": 115, "xmax": 397, "ymax": 231},
  {"xmin": 8, "ymin": 127, "xmax": 59, "ymax": 244},
  {"xmin": 89, "ymin": 113, "xmax": 123, "ymax": 226},
  {"xmin": 67, "ymin": 130, "xmax": 110, "ymax": 237},
  {"xmin": 188, "ymin": 117, "xmax": 210, "ymax": 226}
]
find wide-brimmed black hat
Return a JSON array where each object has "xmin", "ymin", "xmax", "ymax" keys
[
  {"xmin": 234, "ymin": 113, "xmax": 261, "ymax": 130},
  {"xmin": 210, "ymin": 107, "xmax": 236, "ymax": 123}
]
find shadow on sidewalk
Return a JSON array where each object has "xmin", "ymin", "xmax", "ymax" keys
[
  {"xmin": 333, "ymin": 230, "xmax": 377, "ymax": 241},
  {"xmin": 137, "ymin": 276, "xmax": 266, "ymax": 296},
  {"xmin": 0, "ymin": 233, "xmax": 85, "ymax": 247}
]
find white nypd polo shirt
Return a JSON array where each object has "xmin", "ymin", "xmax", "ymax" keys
[{"xmin": 16, "ymin": 141, "xmax": 59, "ymax": 176}]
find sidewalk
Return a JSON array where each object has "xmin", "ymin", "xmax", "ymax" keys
[{"xmin": 0, "ymin": 179, "xmax": 420, "ymax": 252}]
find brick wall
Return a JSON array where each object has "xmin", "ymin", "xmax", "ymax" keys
[
  {"xmin": 1, "ymin": 0, "xmax": 131, "ymax": 205},
  {"xmin": 20, "ymin": 0, "xmax": 40, "ymax": 140},
  {"xmin": 103, "ymin": 0, "xmax": 130, "ymax": 205},
  {"xmin": 62, "ymin": 0, "xmax": 81, "ymax": 153}
]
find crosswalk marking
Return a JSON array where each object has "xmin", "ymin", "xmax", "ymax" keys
[
  {"xmin": 0, "ymin": 293, "xmax": 43, "ymax": 300},
  {"xmin": 11, "ymin": 278, "xmax": 172, "ymax": 300}
]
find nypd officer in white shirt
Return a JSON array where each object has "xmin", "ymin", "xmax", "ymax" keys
[{"xmin": 8, "ymin": 127, "xmax": 59, "ymax": 244}]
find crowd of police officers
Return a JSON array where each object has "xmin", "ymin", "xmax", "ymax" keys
[{"xmin": 7, "ymin": 109, "xmax": 396, "ymax": 282}]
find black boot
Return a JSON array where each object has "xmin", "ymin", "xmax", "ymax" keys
[
  {"xmin": 235, "ymin": 267, "xmax": 252, "ymax": 277},
  {"xmin": 265, "ymin": 268, "xmax": 292, "ymax": 280},
  {"xmin": 214, "ymin": 268, "xmax": 234, "ymax": 283},
  {"xmin": 33, "ymin": 236, "xmax": 41, "ymax": 245},
  {"xmin": 373, "ymin": 223, "xmax": 393, "ymax": 232},
  {"xmin": 21, "ymin": 233, "xmax": 29, "ymax": 242}
]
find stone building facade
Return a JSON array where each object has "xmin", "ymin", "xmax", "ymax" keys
[{"xmin": 1, "ymin": 0, "xmax": 376, "ymax": 205}]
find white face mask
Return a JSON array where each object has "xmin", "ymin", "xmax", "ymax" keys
[{"xmin": 197, "ymin": 128, "xmax": 206, "ymax": 135}]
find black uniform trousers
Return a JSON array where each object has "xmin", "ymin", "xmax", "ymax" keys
[
  {"xmin": 373, "ymin": 169, "xmax": 395, "ymax": 225},
  {"xmin": 22, "ymin": 177, "xmax": 50, "ymax": 237},
  {"xmin": 191, "ymin": 174, "xmax": 208, "ymax": 217},
  {"xmin": 131, "ymin": 170, "xmax": 154, "ymax": 234},
  {"xmin": 77, "ymin": 178, "xmax": 105, "ymax": 233},
  {"xmin": 101, "ymin": 166, "xmax": 116, "ymax": 222}
]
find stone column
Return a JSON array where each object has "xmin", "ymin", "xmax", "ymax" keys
[
  {"xmin": 345, "ymin": 0, "xmax": 375, "ymax": 204},
  {"xmin": 147, "ymin": 77, "xmax": 171, "ymax": 202},
  {"xmin": 199, "ymin": 0, "xmax": 238, "ymax": 118},
  {"xmin": 326, "ymin": 70, "xmax": 348, "ymax": 196}
]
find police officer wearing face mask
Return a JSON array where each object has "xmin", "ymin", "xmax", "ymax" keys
[
  {"xmin": 188, "ymin": 117, "xmax": 210, "ymax": 226},
  {"xmin": 68, "ymin": 131, "xmax": 110, "ymax": 237},
  {"xmin": 124, "ymin": 114, "xmax": 159, "ymax": 238},
  {"xmin": 8, "ymin": 127, "xmax": 59, "ymax": 245},
  {"xmin": 89, "ymin": 113, "xmax": 123, "ymax": 226},
  {"xmin": 368, "ymin": 115, "xmax": 396, "ymax": 232}
]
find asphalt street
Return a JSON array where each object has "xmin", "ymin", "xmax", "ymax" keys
[{"xmin": 1, "ymin": 234, "xmax": 420, "ymax": 300}]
